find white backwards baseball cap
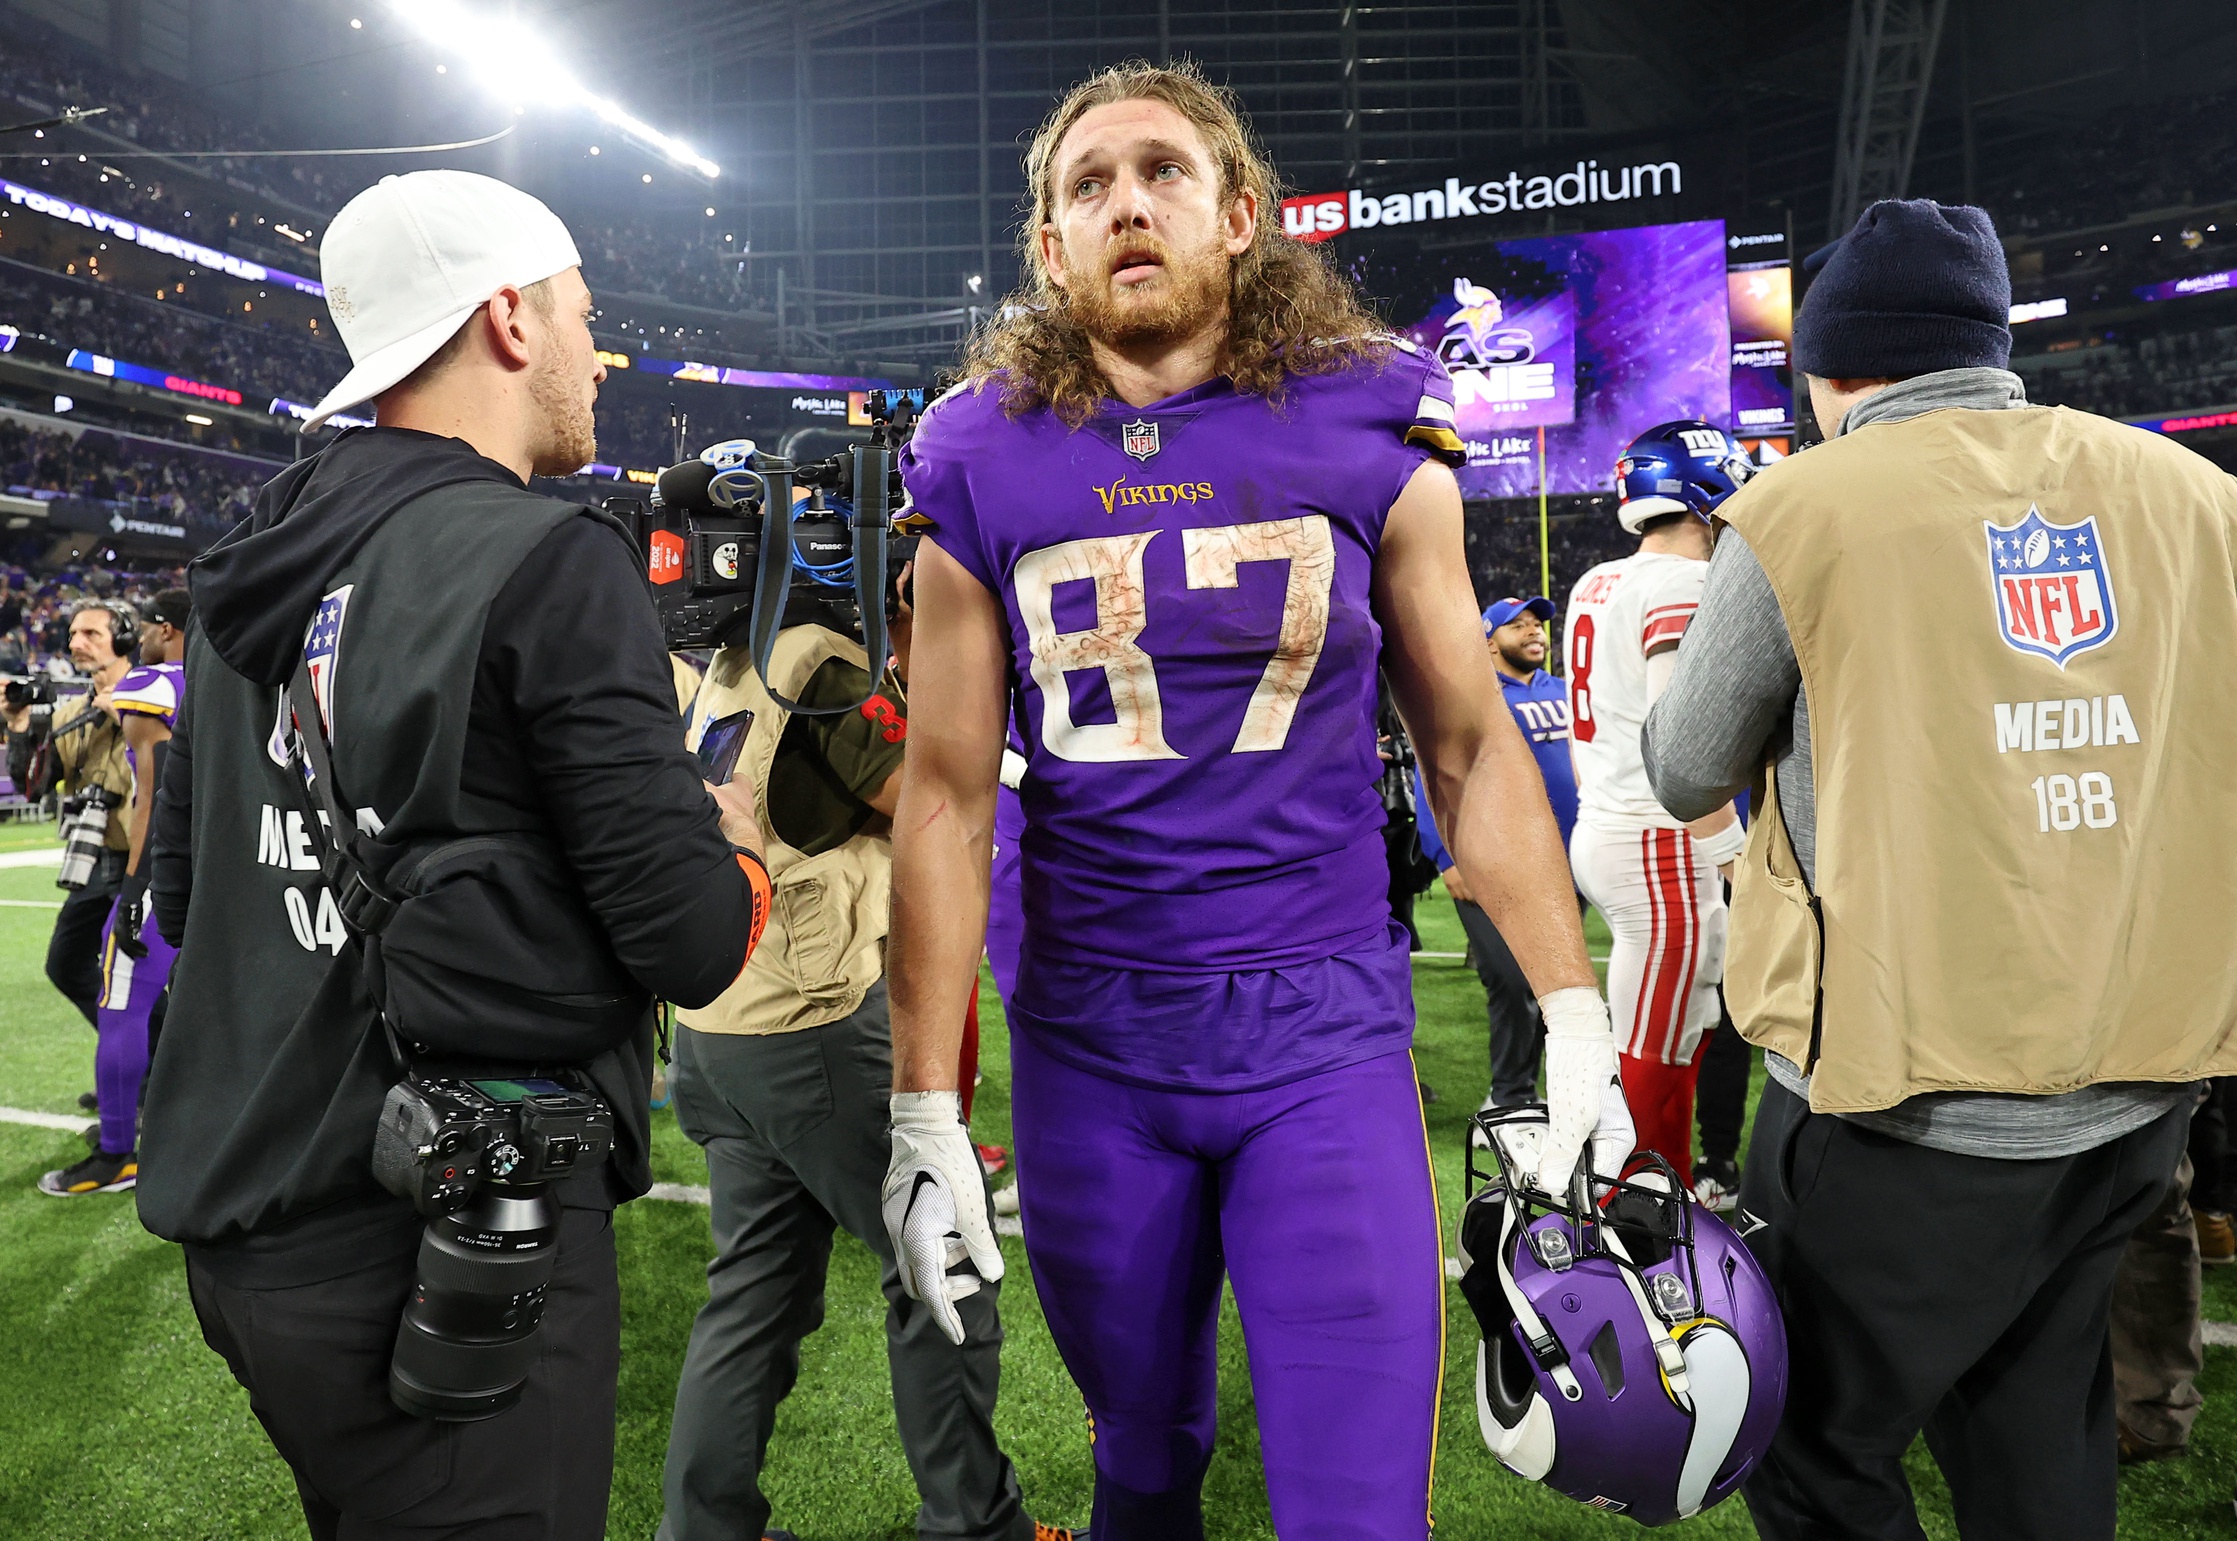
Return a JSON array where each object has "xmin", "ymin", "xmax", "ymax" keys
[{"xmin": 306, "ymin": 170, "xmax": 583, "ymax": 431}]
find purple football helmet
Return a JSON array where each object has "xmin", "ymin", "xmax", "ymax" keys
[{"xmin": 1457, "ymin": 1106, "xmax": 1787, "ymax": 1525}]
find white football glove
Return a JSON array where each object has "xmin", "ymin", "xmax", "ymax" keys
[
  {"xmin": 882, "ymin": 1090, "xmax": 1005, "ymax": 1346},
  {"xmin": 1535, "ymin": 987, "xmax": 1636, "ymax": 1201}
]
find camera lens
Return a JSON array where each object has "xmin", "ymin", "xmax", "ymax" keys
[{"xmin": 388, "ymin": 1184, "xmax": 561, "ymax": 1421}]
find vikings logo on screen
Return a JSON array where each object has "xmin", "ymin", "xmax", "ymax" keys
[{"xmin": 1984, "ymin": 505, "xmax": 2118, "ymax": 668}]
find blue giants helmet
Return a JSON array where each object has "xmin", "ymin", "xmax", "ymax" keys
[
  {"xmin": 1458, "ymin": 1106, "xmax": 1788, "ymax": 1525},
  {"xmin": 1614, "ymin": 420, "xmax": 1753, "ymax": 535}
]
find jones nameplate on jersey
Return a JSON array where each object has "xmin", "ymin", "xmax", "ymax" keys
[{"xmin": 1983, "ymin": 505, "xmax": 2117, "ymax": 668}]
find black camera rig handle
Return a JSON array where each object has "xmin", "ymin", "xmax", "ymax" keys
[{"xmin": 735, "ymin": 443, "xmax": 895, "ymax": 718}]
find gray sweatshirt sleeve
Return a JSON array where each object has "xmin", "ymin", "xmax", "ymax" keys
[{"xmin": 1641, "ymin": 531, "xmax": 1802, "ymax": 819}]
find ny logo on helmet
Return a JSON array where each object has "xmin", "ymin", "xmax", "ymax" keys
[{"xmin": 1983, "ymin": 505, "xmax": 2118, "ymax": 668}]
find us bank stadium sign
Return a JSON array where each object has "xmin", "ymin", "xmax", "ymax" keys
[{"xmin": 1281, "ymin": 159, "xmax": 1686, "ymax": 244}]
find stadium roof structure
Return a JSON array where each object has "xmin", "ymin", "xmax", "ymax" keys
[{"xmin": 12, "ymin": 0, "xmax": 2237, "ymax": 370}]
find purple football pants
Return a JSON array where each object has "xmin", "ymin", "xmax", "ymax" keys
[
  {"xmin": 1009, "ymin": 1034, "xmax": 1444, "ymax": 1540},
  {"xmin": 985, "ymin": 784, "xmax": 1026, "ymax": 1002},
  {"xmin": 95, "ymin": 903, "xmax": 174, "ymax": 1156}
]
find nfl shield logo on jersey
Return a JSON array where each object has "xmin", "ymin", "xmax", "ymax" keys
[
  {"xmin": 1983, "ymin": 506, "xmax": 2117, "ymax": 668},
  {"xmin": 1121, "ymin": 418, "xmax": 1160, "ymax": 460}
]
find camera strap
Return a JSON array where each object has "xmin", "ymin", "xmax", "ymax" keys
[
  {"xmin": 284, "ymin": 660, "xmax": 410, "ymax": 1073},
  {"xmin": 745, "ymin": 444, "xmax": 892, "ymax": 717}
]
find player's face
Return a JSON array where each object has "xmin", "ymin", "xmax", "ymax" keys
[
  {"xmin": 1493, "ymin": 614, "xmax": 1546, "ymax": 670},
  {"xmin": 1041, "ymin": 99, "xmax": 1256, "ymax": 352},
  {"xmin": 141, "ymin": 621, "xmax": 181, "ymax": 665},
  {"xmin": 525, "ymin": 267, "xmax": 605, "ymax": 478}
]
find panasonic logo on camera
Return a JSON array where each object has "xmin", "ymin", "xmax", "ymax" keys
[{"xmin": 1280, "ymin": 160, "xmax": 1683, "ymax": 244}]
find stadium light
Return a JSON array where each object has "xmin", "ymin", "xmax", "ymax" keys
[{"xmin": 385, "ymin": 0, "xmax": 721, "ymax": 180}]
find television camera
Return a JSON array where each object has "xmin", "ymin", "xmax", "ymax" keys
[{"xmin": 608, "ymin": 387, "xmax": 930, "ymax": 715}]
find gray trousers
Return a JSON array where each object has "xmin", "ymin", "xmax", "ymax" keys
[
  {"xmin": 659, "ymin": 984, "xmax": 1029, "ymax": 1541},
  {"xmin": 2110, "ymin": 1153, "xmax": 2204, "ymax": 1451}
]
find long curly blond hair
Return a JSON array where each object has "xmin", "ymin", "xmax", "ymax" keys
[{"xmin": 964, "ymin": 59, "xmax": 1385, "ymax": 425}]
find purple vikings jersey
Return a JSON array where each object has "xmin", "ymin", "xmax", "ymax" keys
[
  {"xmin": 111, "ymin": 662, "xmax": 183, "ymax": 780},
  {"xmin": 902, "ymin": 347, "xmax": 1464, "ymax": 1088}
]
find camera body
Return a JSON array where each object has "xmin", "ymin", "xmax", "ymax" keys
[
  {"xmin": 608, "ymin": 387, "xmax": 928, "ymax": 657},
  {"xmin": 371, "ymin": 1070, "xmax": 614, "ymax": 1219},
  {"xmin": 622, "ymin": 456, "xmax": 863, "ymax": 651},
  {"xmin": 372, "ymin": 1069, "xmax": 615, "ymax": 1422},
  {"xmin": 5, "ymin": 677, "xmax": 56, "ymax": 710}
]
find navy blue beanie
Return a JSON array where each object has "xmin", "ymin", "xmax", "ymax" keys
[{"xmin": 1793, "ymin": 199, "xmax": 2011, "ymax": 378}]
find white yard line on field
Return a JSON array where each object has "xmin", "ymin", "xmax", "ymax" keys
[
  {"xmin": 0, "ymin": 848, "xmax": 63, "ymax": 868},
  {"xmin": 0, "ymin": 899, "xmax": 61, "ymax": 909},
  {"xmin": 0, "ymin": 1106, "xmax": 95, "ymax": 1133}
]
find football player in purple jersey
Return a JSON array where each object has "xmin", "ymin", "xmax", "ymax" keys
[
  {"xmin": 881, "ymin": 62, "xmax": 1633, "ymax": 1538},
  {"xmin": 40, "ymin": 590, "xmax": 189, "ymax": 1196}
]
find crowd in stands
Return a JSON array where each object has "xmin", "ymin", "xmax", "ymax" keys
[
  {"xmin": 1983, "ymin": 89, "xmax": 2237, "ymax": 240},
  {"xmin": 0, "ymin": 415, "xmax": 272, "ymax": 532},
  {"xmin": 2017, "ymin": 321, "xmax": 2237, "ymax": 419},
  {"xmin": 0, "ymin": 556, "xmax": 188, "ymax": 676},
  {"xmin": 0, "ymin": 35, "xmax": 347, "ymax": 225},
  {"xmin": 1, "ymin": 260, "xmax": 344, "ymax": 406},
  {"xmin": 575, "ymin": 218, "xmax": 757, "ymax": 315},
  {"xmin": 1464, "ymin": 496, "xmax": 1631, "ymax": 610},
  {"xmin": 0, "ymin": 23, "xmax": 777, "ymax": 332}
]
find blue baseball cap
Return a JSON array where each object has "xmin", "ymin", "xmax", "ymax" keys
[{"xmin": 1482, "ymin": 596, "xmax": 1555, "ymax": 635}]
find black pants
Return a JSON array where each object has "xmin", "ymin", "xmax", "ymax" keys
[
  {"xmin": 2186, "ymin": 1078, "xmax": 2237, "ymax": 1213},
  {"xmin": 45, "ymin": 856, "xmax": 122, "ymax": 1027},
  {"xmin": 1693, "ymin": 993, "xmax": 1749, "ymax": 1165},
  {"xmin": 186, "ymin": 1206, "xmax": 622, "ymax": 1540},
  {"xmin": 1738, "ymin": 1082, "xmax": 2188, "ymax": 1541},
  {"xmin": 1451, "ymin": 899, "xmax": 1542, "ymax": 1107}
]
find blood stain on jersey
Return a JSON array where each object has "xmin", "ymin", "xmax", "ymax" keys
[
  {"xmin": 1984, "ymin": 505, "xmax": 2117, "ymax": 668},
  {"xmin": 1121, "ymin": 418, "xmax": 1160, "ymax": 461}
]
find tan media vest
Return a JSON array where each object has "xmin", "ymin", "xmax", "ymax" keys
[
  {"xmin": 676, "ymin": 627, "xmax": 893, "ymax": 1036},
  {"xmin": 1719, "ymin": 404, "xmax": 2237, "ymax": 1113}
]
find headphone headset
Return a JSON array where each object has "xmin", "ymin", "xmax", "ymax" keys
[{"xmin": 75, "ymin": 601, "xmax": 139, "ymax": 659}]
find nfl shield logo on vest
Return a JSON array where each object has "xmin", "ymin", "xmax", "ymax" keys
[
  {"xmin": 1121, "ymin": 419, "xmax": 1160, "ymax": 460},
  {"xmin": 1983, "ymin": 506, "xmax": 2117, "ymax": 668}
]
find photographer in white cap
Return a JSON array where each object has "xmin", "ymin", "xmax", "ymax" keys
[{"xmin": 138, "ymin": 170, "xmax": 773, "ymax": 1540}]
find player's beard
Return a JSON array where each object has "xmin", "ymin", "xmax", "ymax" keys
[
  {"xmin": 527, "ymin": 347, "xmax": 598, "ymax": 478},
  {"xmin": 1065, "ymin": 228, "xmax": 1231, "ymax": 351}
]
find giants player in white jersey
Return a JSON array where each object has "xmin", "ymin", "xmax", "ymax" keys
[{"xmin": 1564, "ymin": 421, "xmax": 1750, "ymax": 1190}]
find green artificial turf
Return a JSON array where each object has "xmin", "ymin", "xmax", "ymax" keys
[{"xmin": 1, "ymin": 854, "xmax": 2234, "ymax": 1537}]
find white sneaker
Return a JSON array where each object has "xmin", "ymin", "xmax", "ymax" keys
[{"xmin": 1692, "ymin": 1157, "xmax": 1741, "ymax": 1213}]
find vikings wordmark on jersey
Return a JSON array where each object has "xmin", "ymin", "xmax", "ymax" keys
[{"xmin": 1984, "ymin": 504, "xmax": 2117, "ymax": 668}]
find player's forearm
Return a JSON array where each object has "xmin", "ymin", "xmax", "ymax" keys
[
  {"xmin": 1440, "ymin": 727, "xmax": 1597, "ymax": 998},
  {"xmin": 887, "ymin": 774, "xmax": 995, "ymax": 1094},
  {"xmin": 121, "ymin": 716, "xmax": 167, "ymax": 874},
  {"xmin": 125, "ymin": 787, "xmax": 155, "ymax": 873}
]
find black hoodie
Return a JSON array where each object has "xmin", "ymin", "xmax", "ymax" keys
[{"xmin": 143, "ymin": 428, "xmax": 753, "ymax": 1273}]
